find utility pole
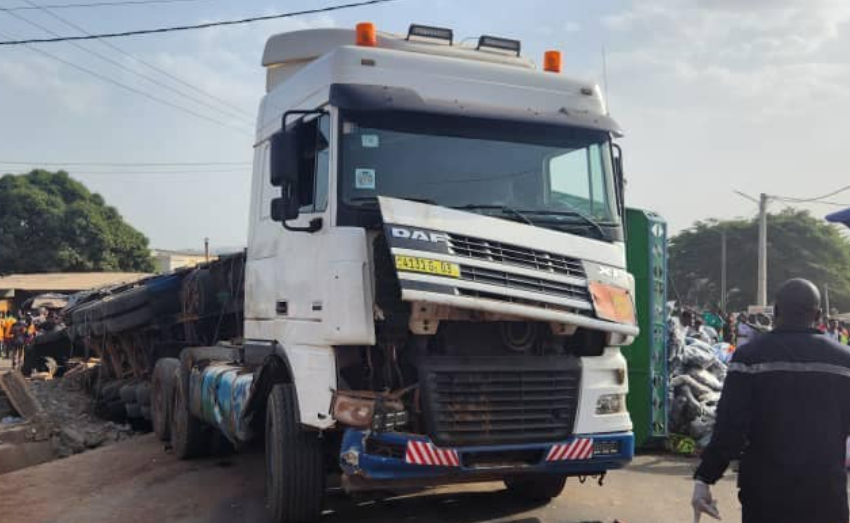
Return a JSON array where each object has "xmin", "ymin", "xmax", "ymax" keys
[
  {"xmin": 204, "ymin": 237, "xmax": 210, "ymax": 262},
  {"xmin": 825, "ymin": 283, "xmax": 831, "ymax": 319},
  {"xmin": 757, "ymin": 193, "xmax": 769, "ymax": 306},
  {"xmin": 733, "ymin": 190, "xmax": 771, "ymax": 307},
  {"xmin": 721, "ymin": 229, "xmax": 727, "ymax": 313}
]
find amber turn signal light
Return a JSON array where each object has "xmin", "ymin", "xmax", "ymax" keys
[
  {"xmin": 356, "ymin": 22, "xmax": 377, "ymax": 47},
  {"xmin": 589, "ymin": 281, "xmax": 636, "ymax": 325}
]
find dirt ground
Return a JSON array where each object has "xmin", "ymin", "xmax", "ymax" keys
[
  {"xmin": 0, "ymin": 433, "xmax": 745, "ymax": 523},
  {"xmin": 1, "ymin": 357, "xmax": 138, "ymax": 475}
]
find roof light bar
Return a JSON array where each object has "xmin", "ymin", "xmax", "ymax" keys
[
  {"xmin": 407, "ymin": 24, "xmax": 453, "ymax": 45},
  {"xmin": 476, "ymin": 35, "xmax": 521, "ymax": 56}
]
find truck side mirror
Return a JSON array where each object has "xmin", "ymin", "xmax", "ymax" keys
[
  {"xmin": 612, "ymin": 143, "xmax": 625, "ymax": 214},
  {"xmin": 270, "ymin": 196, "xmax": 299, "ymax": 222},
  {"xmin": 270, "ymin": 126, "xmax": 300, "ymax": 189}
]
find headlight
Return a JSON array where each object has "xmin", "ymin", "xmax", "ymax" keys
[{"xmin": 596, "ymin": 393, "xmax": 626, "ymax": 415}]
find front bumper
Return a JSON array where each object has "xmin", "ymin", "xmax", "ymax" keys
[{"xmin": 339, "ymin": 429, "xmax": 634, "ymax": 487}]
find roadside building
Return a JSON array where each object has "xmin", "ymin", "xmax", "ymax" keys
[
  {"xmin": 0, "ymin": 273, "xmax": 150, "ymax": 312},
  {"xmin": 150, "ymin": 249, "xmax": 214, "ymax": 274}
]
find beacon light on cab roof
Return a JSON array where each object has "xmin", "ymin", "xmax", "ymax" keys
[
  {"xmin": 355, "ymin": 22, "xmax": 377, "ymax": 47},
  {"xmin": 544, "ymin": 50, "xmax": 562, "ymax": 73}
]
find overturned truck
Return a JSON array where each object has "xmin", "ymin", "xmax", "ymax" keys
[{"xmin": 69, "ymin": 22, "xmax": 639, "ymax": 523}]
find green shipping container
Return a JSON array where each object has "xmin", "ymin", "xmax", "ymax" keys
[{"xmin": 624, "ymin": 208, "xmax": 669, "ymax": 448}]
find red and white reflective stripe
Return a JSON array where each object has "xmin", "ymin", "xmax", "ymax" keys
[
  {"xmin": 546, "ymin": 438, "xmax": 594, "ymax": 461},
  {"xmin": 405, "ymin": 440, "xmax": 460, "ymax": 467}
]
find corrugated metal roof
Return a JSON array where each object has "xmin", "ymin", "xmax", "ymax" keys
[{"xmin": 0, "ymin": 272, "xmax": 150, "ymax": 292}]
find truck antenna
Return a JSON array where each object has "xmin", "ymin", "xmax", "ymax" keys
[{"xmin": 602, "ymin": 45, "xmax": 610, "ymax": 115}]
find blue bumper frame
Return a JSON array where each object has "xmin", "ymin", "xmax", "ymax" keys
[{"xmin": 340, "ymin": 429, "xmax": 634, "ymax": 482}]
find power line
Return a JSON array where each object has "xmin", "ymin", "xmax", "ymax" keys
[
  {"xmin": 19, "ymin": 0, "xmax": 254, "ymax": 120},
  {"xmin": 0, "ymin": 160, "xmax": 249, "ymax": 166},
  {"xmin": 0, "ymin": 0, "xmax": 401, "ymax": 45},
  {"xmin": 775, "ymin": 184, "xmax": 850, "ymax": 204},
  {"xmin": 3, "ymin": 3, "xmax": 254, "ymax": 125},
  {"xmin": 67, "ymin": 168, "xmax": 247, "ymax": 174},
  {"xmin": 0, "ymin": 0, "xmax": 212, "ymax": 11},
  {"xmin": 0, "ymin": 28, "xmax": 253, "ymax": 135}
]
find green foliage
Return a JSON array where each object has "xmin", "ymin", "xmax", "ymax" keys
[
  {"xmin": 670, "ymin": 209, "xmax": 850, "ymax": 312},
  {"xmin": 0, "ymin": 170, "xmax": 154, "ymax": 274}
]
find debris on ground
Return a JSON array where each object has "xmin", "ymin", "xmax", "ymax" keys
[
  {"xmin": 28, "ymin": 369, "xmax": 137, "ymax": 458},
  {"xmin": 667, "ymin": 318, "xmax": 733, "ymax": 452},
  {"xmin": 1, "ymin": 361, "xmax": 140, "ymax": 474}
]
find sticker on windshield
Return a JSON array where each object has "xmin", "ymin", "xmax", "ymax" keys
[
  {"xmin": 355, "ymin": 168, "xmax": 376, "ymax": 189},
  {"xmin": 361, "ymin": 134, "xmax": 379, "ymax": 148}
]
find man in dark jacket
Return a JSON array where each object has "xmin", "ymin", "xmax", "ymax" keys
[{"xmin": 692, "ymin": 278, "xmax": 850, "ymax": 523}]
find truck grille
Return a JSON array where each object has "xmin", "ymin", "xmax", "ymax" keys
[
  {"xmin": 448, "ymin": 234, "xmax": 586, "ymax": 279},
  {"xmin": 419, "ymin": 357, "xmax": 581, "ymax": 447},
  {"xmin": 460, "ymin": 266, "xmax": 591, "ymax": 302}
]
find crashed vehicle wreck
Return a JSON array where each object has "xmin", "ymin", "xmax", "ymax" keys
[{"xmin": 68, "ymin": 23, "xmax": 640, "ymax": 523}]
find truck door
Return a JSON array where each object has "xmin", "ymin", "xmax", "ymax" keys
[{"xmin": 274, "ymin": 114, "xmax": 331, "ymax": 327}]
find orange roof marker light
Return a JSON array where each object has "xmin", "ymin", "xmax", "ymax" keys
[
  {"xmin": 543, "ymin": 50, "xmax": 562, "ymax": 73},
  {"xmin": 356, "ymin": 22, "xmax": 377, "ymax": 47}
]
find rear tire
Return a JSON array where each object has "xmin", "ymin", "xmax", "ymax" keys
[
  {"xmin": 151, "ymin": 358, "xmax": 180, "ymax": 441},
  {"xmin": 265, "ymin": 383, "xmax": 325, "ymax": 523},
  {"xmin": 504, "ymin": 475, "xmax": 567, "ymax": 502},
  {"xmin": 170, "ymin": 366, "xmax": 208, "ymax": 459}
]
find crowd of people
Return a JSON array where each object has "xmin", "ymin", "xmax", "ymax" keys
[
  {"xmin": 0, "ymin": 308, "xmax": 64, "ymax": 369},
  {"xmin": 681, "ymin": 306, "xmax": 850, "ymax": 348}
]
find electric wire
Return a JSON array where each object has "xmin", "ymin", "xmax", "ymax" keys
[
  {"xmin": 0, "ymin": 0, "xmax": 212, "ymax": 11},
  {"xmin": 0, "ymin": 0, "xmax": 401, "ymax": 45},
  {"xmin": 19, "ymin": 0, "xmax": 254, "ymax": 120},
  {"xmin": 0, "ymin": 28, "xmax": 254, "ymax": 135},
  {"xmin": 0, "ymin": 160, "xmax": 249, "ymax": 166},
  {"xmin": 3, "ymin": 4, "xmax": 254, "ymax": 126},
  {"xmin": 775, "ymin": 189, "xmax": 850, "ymax": 204}
]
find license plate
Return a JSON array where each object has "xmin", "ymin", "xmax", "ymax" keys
[{"xmin": 394, "ymin": 255, "xmax": 460, "ymax": 278}]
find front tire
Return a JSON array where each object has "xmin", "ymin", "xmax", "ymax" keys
[
  {"xmin": 265, "ymin": 383, "xmax": 325, "ymax": 523},
  {"xmin": 504, "ymin": 474, "xmax": 567, "ymax": 502}
]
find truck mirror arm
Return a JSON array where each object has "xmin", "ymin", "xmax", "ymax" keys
[{"xmin": 283, "ymin": 217, "xmax": 323, "ymax": 233}]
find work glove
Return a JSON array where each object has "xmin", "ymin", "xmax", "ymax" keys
[{"xmin": 691, "ymin": 479, "xmax": 721, "ymax": 522}]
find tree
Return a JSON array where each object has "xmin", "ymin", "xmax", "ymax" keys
[
  {"xmin": 0, "ymin": 170, "xmax": 154, "ymax": 274},
  {"xmin": 669, "ymin": 209, "xmax": 850, "ymax": 312}
]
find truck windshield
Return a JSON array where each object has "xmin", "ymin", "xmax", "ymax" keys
[{"xmin": 339, "ymin": 110, "xmax": 621, "ymax": 239}]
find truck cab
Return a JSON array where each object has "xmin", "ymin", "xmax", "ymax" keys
[{"xmin": 243, "ymin": 23, "xmax": 637, "ymax": 521}]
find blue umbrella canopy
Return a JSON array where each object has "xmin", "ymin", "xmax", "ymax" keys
[{"xmin": 826, "ymin": 207, "xmax": 850, "ymax": 228}]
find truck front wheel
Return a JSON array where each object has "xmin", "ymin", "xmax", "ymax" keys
[
  {"xmin": 504, "ymin": 474, "xmax": 567, "ymax": 502},
  {"xmin": 265, "ymin": 383, "xmax": 325, "ymax": 523}
]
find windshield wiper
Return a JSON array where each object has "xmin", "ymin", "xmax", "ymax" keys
[
  {"xmin": 517, "ymin": 209, "xmax": 608, "ymax": 239},
  {"xmin": 452, "ymin": 204, "xmax": 536, "ymax": 226},
  {"xmin": 348, "ymin": 195, "xmax": 437, "ymax": 205}
]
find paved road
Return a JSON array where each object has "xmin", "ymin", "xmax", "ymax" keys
[{"xmin": 0, "ymin": 434, "xmax": 743, "ymax": 523}]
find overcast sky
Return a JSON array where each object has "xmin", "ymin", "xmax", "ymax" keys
[{"xmin": 1, "ymin": 0, "xmax": 848, "ymax": 250}]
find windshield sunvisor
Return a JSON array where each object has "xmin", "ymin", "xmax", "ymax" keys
[{"xmin": 329, "ymin": 83, "xmax": 623, "ymax": 136}]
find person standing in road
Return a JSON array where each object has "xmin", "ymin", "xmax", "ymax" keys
[
  {"xmin": 827, "ymin": 319, "xmax": 841, "ymax": 342},
  {"xmin": 691, "ymin": 278, "xmax": 850, "ymax": 523},
  {"xmin": 1, "ymin": 312, "xmax": 16, "ymax": 360},
  {"xmin": 0, "ymin": 312, "xmax": 6, "ymax": 359}
]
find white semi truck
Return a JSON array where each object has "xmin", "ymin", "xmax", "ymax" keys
[{"xmin": 65, "ymin": 22, "xmax": 639, "ymax": 523}]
